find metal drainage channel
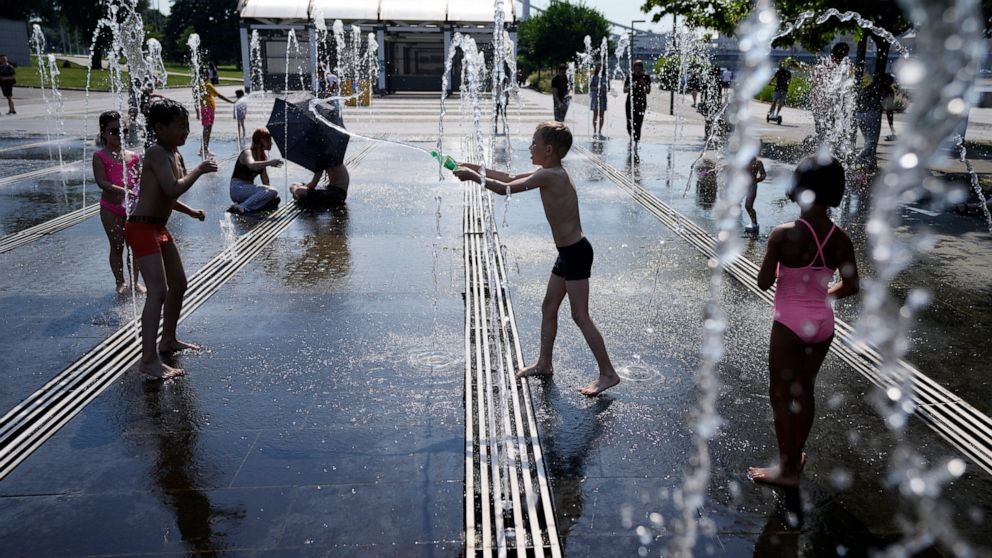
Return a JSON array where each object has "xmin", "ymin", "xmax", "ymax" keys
[
  {"xmin": 0, "ymin": 161, "xmax": 85, "ymax": 187},
  {"xmin": 0, "ymin": 204, "xmax": 99, "ymax": 254},
  {"xmin": 574, "ymin": 144, "xmax": 992, "ymax": 476},
  {"xmin": 463, "ymin": 180, "xmax": 562, "ymax": 557},
  {"xmin": 0, "ymin": 144, "xmax": 376, "ymax": 479},
  {"xmin": 0, "ymin": 152, "xmax": 242, "ymax": 255}
]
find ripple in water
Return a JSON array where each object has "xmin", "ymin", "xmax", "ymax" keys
[
  {"xmin": 616, "ymin": 362, "xmax": 666, "ymax": 383},
  {"xmin": 406, "ymin": 349, "xmax": 461, "ymax": 372}
]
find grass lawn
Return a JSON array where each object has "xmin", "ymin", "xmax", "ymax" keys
[{"xmin": 13, "ymin": 56, "xmax": 242, "ymax": 91}]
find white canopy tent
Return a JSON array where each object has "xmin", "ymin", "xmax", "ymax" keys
[
  {"xmin": 238, "ymin": 0, "xmax": 517, "ymax": 92},
  {"xmin": 238, "ymin": 0, "xmax": 515, "ymax": 23}
]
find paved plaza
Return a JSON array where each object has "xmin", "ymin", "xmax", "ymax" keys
[{"xmin": 0, "ymin": 83, "xmax": 990, "ymax": 556}]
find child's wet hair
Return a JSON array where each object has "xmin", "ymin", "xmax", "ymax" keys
[
  {"xmin": 97, "ymin": 110, "xmax": 121, "ymax": 146},
  {"xmin": 535, "ymin": 121, "xmax": 572, "ymax": 158},
  {"xmin": 146, "ymin": 98, "xmax": 188, "ymax": 130},
  {"xmin": 789, "ymin": 155, "xmax": 845, "ymax": 208},
  {"xmin": 235, "ymin": 89, "xmax": 245, "ymax": 98}
]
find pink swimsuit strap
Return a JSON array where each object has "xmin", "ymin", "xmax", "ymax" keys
[
  {"xmin": 794, "ymin": 218, "xmax": 836, "ymax": 269},
  {"xmin": 96, "ymin": 150, "xmax": 140, "ymax": 188}
]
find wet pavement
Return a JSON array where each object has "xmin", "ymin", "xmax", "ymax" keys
[{"xmin": 0, "ymin": 128, "xmax": 990, "ymax": 557}]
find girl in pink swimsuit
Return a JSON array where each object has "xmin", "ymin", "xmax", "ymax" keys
[
  {"xmin": 93, "ymin": 110, "xmax": 143, "ymax": 295},
  {"xmin": 749, "ymin": 155, "xmax": 860, "ymax": 490}
]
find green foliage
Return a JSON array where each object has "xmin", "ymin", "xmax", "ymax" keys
[
  {"xmin": 517, "ymin": 2, "xmax": 611, "ymax": 72},
  {"xmin": 164, "ymin": 0, "xmax": 241, "ymax": 66},
  {"xmin": 526, "ymin": 71, "xmax": 553, "ymax": 94},
  {"xmin": 15, "ymin": 55, "xmax": 239, "ymax": 91},
  {"xmin": 639, "ymin": 1, "xmax": 913, "ymax": 53},
  {"xmin": 652, "ymin": 54, "xmax": 711, "ymax": 91}
]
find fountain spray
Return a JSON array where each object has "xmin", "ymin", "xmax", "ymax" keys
[
  {"xmin": 860, "ymin": 0, "xmax": 985, "ymax": 554},
  {"xmin": 666, "ymin": 2, "xmax": 778, "ymax": 556}
]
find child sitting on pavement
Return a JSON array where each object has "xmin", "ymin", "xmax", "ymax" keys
[
  {"xmin": 126, "ymin": 98, "xmax": 217, "ymax": 380},
  {"xmin": 453, "ymin": 121, "xmax": 620, "ymax": 396},
  {"xmin": 291, "ymin": 164, "xmax": 350, "ymax": 207}
]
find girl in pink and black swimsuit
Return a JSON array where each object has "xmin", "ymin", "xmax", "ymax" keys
[
  {"xmin": 749, "ymin": 155, "xmax": 860, "ymax": 491},
  {"xmin": 93, "ymin": 110, "xmax": 143, "ymax": 295}
]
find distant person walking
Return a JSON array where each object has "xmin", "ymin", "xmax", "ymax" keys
[
  {"xmin": 0, "ymin": 54, "xmax": 16, "ymax": 115},
  {"xmin": 589, "ymin": 63, "xmax": 608, "ymax": 138},
  {"xmin": 208, "ymin": 61, "xmax": 220, "ymax": 85},
  {"xmin": 879, "ymin": 72, "xmax": 900, "ymax": 141},
  {"xmin": 853, "ymin": 73, "xmax": 890, "ymax": 167},
  {"xmin": 748, "ymin": 155, "xmax": 859, "ymax": 489},
  {"xmin": 624, "ymin": 59, "xmax": 651, "ymax": 149},
  {"xmin": 551, "ymin": 64, "xmax": 570, "ymax": 122}
]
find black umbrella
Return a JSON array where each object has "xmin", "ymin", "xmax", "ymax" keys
[{"xmin": 267, "ymin": 92, "xmax": 349, "ymax": 172}]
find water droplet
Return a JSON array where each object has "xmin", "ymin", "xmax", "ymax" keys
[{"xmin": 947, "ymin": 458, "xmax": 966, "ymax": 477}]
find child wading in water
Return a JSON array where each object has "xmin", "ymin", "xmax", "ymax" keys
[
  {"xmin": 749, "ymin": 155, "xmax": 859, "ymax": 486},
  {"xmin": 126, "ymin": 99, "xmax": 216, "ymax": 379},
  {"xmin": 93, "ymin": 110, "xmax": 144, "ymax": 294},
  {"xmin": 453, "ymin": 121, "xmax": 620, "ymax": 396}
]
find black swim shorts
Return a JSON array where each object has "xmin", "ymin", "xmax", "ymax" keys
[{"xmin": 551, "ymin": 237, "xmax": 594, "ymax": 281}]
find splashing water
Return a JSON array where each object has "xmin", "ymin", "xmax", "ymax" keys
[
  {"xmin": 45, "ymin": 54, "xmax": 69, "ymax": 195},
  {"xmin": 351, "ymin": 25, "xmax": 362, "ymax": 99},
  {"xmin": 666, "ymin": 2, "xmax": 778, "ymax": 556},
  {"xmin": 955, "ymin": 137, "xmax": 992, "ymax": 232},
  {"xmin": 249, "ymin": 30, "xmax": 265, "ymax": 95},
  {"xmin": 859, "ymin": 0, "xmax": 985, "ymax": 553},
  {"xmin": 29, "ymin": 26, "xmax": 54, "ymax": 160},
  {"xmin": 145, "ymin": 38, "xmax": 168, "ymax": 88},
  {"xmin": 332, "ymin": 20, "xmax": 346, "ymax": 84},
  {"xmin": 366, "ymin": 32, "xmax": 380, "ymax": 115},
  {"xmin": 283, "ymin": 29, "xmax": 301, "ymax": 198},
  {"xmin": 187, "ymin": 33, "xmax": 205, "ymax": 156},
  {"xmin": 220, "ymin": 213, "xmax": 237, "ymax": 261}
]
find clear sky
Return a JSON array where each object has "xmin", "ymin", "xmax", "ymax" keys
[{"xmin": 157, "ymin": 0, "xmax": 675, "ymax": 33}]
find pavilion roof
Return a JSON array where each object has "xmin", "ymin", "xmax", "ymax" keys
[{"xmin": 239, "ymin": 0, "xmax": 516, "ymax": 24}]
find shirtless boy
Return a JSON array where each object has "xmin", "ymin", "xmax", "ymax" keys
[
  {"xmin": 453, "ymin": 121, "xmax": 620, "ymax": 396},
  {"xmin": 126, "ymin": 98, "xmax": 217, "ymax": 379}
]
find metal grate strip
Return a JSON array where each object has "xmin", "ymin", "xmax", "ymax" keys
[{"xmin": 463, "ymin": 178, "xmax": 562, "ymax": 557}]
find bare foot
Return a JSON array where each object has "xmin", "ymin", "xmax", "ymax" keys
[
  {"xmin": 116, "ymin": 283, "xmax": 128, "ymax": 295},
  {"xmin": 138, "ymin": 359, "xmax": 185, "ymax": 380},
  {"xmin": 134, "ymin": 283, "xmax": 147, "ymax": 294},
  {"xmin": 579, "ymin": 372, "xmax": 621, "ymax": 396},
  {"xmin": 747, "ymin": 466, "xmax": 800, "ymax": 487},
  {"xmin": 158, "ymin": 339, "xmax": 202, "ymax": 355},
  {"xmin": 516, "ymin": 363, "xmax": 554, "ymax": 378}
]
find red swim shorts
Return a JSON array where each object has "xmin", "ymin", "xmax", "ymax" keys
[
  {"xmin": 125, "ymin": 221, "xmax": 174, "ymax": 258},
  {"xmin": 201, "ymin": 105, "xmax": 215, "ymax": 127}
]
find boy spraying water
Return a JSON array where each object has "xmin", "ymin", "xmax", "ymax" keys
[
  {"xmin": 453, "ymin": 121, "xmax": 620, "ymax": 396},
  {"xmin": 126, "ymin": 99, "xmax": 216, "ymax": 379}
]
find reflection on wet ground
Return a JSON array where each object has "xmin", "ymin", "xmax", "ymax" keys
[{"xmin": 0, "ymin": 137, "xmax": 988, "ymax": 555}]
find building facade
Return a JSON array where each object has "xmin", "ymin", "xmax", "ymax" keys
[{"xmin": 237, "ymin": 0, "xmax": 516, "ymax": 93}]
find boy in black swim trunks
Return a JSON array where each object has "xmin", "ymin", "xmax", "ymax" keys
[{"xmin": 454, "ymin": 121, "xmax": 620, "ymax": 396}]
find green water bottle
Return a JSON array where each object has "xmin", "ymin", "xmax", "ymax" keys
[{"xmin": 431, "ymin": 150, "xmax": 458, "ymax": 171}]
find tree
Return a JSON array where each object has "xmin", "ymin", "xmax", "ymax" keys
[
  {"xmin": 517, "ymin": 1, "xmax": 612, "ymax": 72},
  {"xmin": 163, "ymin": 0, "xmax": 241, "ymax": 66}
]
